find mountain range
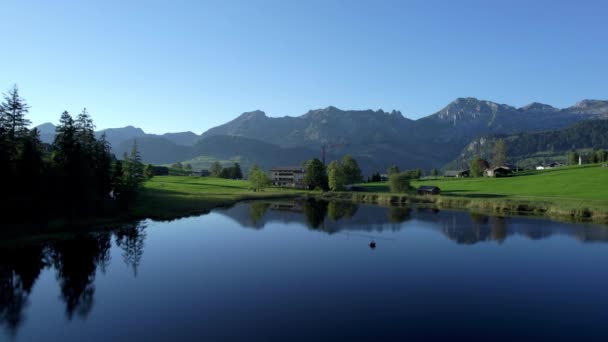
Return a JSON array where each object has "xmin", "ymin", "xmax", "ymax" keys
[{"xmin": 36, "ymin": 98, "xmax": 608, "ymax": 174}]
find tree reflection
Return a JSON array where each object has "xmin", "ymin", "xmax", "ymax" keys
[
  {"xmin": 0, "ymin": 245, "xmax": 48, "ymax": 337},
  {"xmin": 52, "ymin": 231, "xmax": 112, "ymax": 319},
  {"xmin": 248, "ymin": 202, "xmax": 271, "ymax": 226},
  {"xmin": 387, "ymin": 207, "xmax": 410, "ymax": 224},
  {"xmin": 327, "ymin": 201, "xmax": 358, "ymax": 221},
  {"xmin": 115, "ymin": 223, "xmax": 147, "ymax": 276},
  {"xmin": 303, "ymin": 199, "xmax": 328, "ymax": 229}
]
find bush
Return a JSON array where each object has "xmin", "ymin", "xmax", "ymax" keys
[{"xmin": 389, "ymin": 172, "xmax": 411, "ymax": 193}]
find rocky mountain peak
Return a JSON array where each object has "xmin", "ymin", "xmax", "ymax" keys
[
  {"xmin": 519, "ymin": 102, "xmax": 557, "ymax": 113},
  {"xmin": 237, "ymin": 110, "xmax": 267, "ymax": 120}
]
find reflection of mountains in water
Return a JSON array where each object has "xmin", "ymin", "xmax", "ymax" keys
[{"xmin": 214, "ymin": 200, "xmax": 608, "ymax": 244}]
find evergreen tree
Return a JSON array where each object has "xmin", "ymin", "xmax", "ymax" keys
[
  {"xmin": 0, "ymin": 85, "xmax": 31, "ymax": 140},
  {"xmin": 371, "ymin": 172, "xmax": 382, "ymax": 182},
  {"xmin": 184, "ymin": 163, "xmax": 192, "ymax": 171},
  {"xmin": 112, "ymin": 160, "xmax": 125, "ymax": 192},
  {"xmin": 231, "ymin": 163, "xmax": 243, "ymax": 179},
  {"xmin": 123, "ymin": 140, "xmax": 145, "ymax": 194},
  {"xmin": 75, "ymin": 108, "xmax": 96, "ymax": 153},
  {"xmin": 431, "ymin": 168, "xmax": 439, "ymax": 177}
]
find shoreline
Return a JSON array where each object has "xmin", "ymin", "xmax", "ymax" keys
[{"xmin": 3, "ymin": 182, "xmax": 608, "ymax": 244}]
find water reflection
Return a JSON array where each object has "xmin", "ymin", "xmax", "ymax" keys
[
  {"xmin": 0, "ymin": 245, "xmax": 48, "ymax": 337},
  {"xmin": 51, "ymin": 232, "xmax": 112, "ymax": 319},
  {"xmin": 0, "ymin": 223, "xmax": 147, "ymax": 336},
  {"xmin": 2, "ymin": 201, "xmax": 608, "ymax": 338},
  {"xmin": 115, "ymin": 223, "xmax": 147, "ymax": 276},
  {"xmin": 215, "ymin": 199, "xmax": 608, "ymax": 244}
]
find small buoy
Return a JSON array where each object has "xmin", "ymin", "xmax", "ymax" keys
[{"xmin": 369, "ymin": 241, "xmax": 376, "ymax": 249}]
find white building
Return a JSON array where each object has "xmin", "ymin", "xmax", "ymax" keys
[{"xmin": 270, "ymin": 166, "xmax": 306, "ymax": 188}]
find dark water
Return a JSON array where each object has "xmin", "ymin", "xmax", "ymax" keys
[{"xmin": 2, "ymin": 199, "xmax": 608, "ymax": 341}]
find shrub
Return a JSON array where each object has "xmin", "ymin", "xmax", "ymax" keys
[{"xmin": 389, "ymin": 172, "xmax": 410, "ymax": 193}]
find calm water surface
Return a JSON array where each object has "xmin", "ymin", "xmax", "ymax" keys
[{"xmin": 2, "ymin": 199, "xmax": 608, "ymax": 341}]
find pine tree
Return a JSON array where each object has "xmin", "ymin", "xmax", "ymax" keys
[
  {"xmin": 231, "ymin": 163, "xmax": 243, "ymax": 179},
  {"xmin": 0, "ymin": 85, "xmax": 31, "ymax": 140},
  {"xmin": 75, "ymin": 108, "xmax": 96, "ymax": 152},
  {"xmin": 124, "ymin": 140, "xmax": 145, "ymax": 193}
]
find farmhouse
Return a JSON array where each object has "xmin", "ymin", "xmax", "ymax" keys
[
  {"xmin": 190, "ymin": 169, "xmax": 210, "ymax": 177},
  {"xmin": 417, "ymin": 185, "xmax": 441, "ymax": 195},
  {"xmin": 485, "ymin": 166, "xmax": 512, "ymax": 177},
  {"xmin": 536, "ymin": 162, "xmax": 563, "ymax": 170},
  {"xmin": 270, "ymin": 166, "xmax": 306, "ymax": 188},
  {"xmin": 444, "ymin": 170, "xmax": 470, "ymax": 177}
]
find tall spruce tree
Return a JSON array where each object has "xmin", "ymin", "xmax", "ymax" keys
[
  {"xmin": 0, "ymin": 85, "xmax": 31, "ymax": 140},
  {"xmin": 124, "ymin": 140, "xmax": 145, "ymax": 194}
]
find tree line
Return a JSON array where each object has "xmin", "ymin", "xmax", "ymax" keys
[{"xmin": 0, "ymin": 85, "xmax": 146, "ymax": 222}]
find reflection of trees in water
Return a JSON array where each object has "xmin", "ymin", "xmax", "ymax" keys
[
  {"xmin": 490, "ymin": 217, "xmax": 507, "ymax": 243},
  {"xmin": 328, "ymin": 201, "xmax": 358, "ymax": 221},
  {"xmin": 469, "ymin": 212, "xmax": 489, "ymax": 225},
  {"xmin": 115, "ymin": 223, "xmax": 147, "ymax": 277},
  {"xmin": 387, "ymin": 207, "xmax": 410, "ymax": 224},
  {"xmin": 0, "ymin": 245, "xmax": 49, "ymax": 337},
  {"xmin": 51, "ymin": 231, "xmax": 112, "ymax": 319},
  {"xmin": 0, "ymin": 223, "xmax": 146, "ymax": 335},
  {"xmin": 248, "ymin": 202, "xmax": 271, "ymax": 226},
  {"xmin": 303, "ymin": 199, "xmax": 328, "ymax": 228}
]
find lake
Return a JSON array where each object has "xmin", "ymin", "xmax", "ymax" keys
[{"xmin": 2, "ymin": 199, "xmax": 608, "ymax": 341}]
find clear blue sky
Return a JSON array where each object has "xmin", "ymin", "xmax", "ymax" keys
[{"xmin": 2, "ymin": 0, "xmax": 607, "ymax": 134}]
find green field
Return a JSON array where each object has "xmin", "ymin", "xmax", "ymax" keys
[
  {"xmin": 134, "ymin": 176, "xmax": 305, "ymax": 219},
  {"xmin": 362, "ymin": 165, "xmax": 608, "ymax": 202},
  {"xmin": 134, "ymin": 165, "xmax": 608, "ymax": 222},
  {"xmin": 354, "ymin": 164, "xmax": 608, "ymax": 220}
]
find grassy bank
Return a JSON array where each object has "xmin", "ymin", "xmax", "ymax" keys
[
  {"xmin": 133, "ymin": 176, "xmax": 307, "ymax": 220},
  {"xmin": 356, "ymin": 164, "xmax": 608, "ymax": 222},
  {"xmin": 136, "ymin": 165, "xmax": 608, "ymax": 223}
]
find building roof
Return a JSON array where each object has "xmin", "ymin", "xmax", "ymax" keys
[
  {"xmin": 270, "ymin": 166, "xmax": 305, "ymax": 172},
  {"xmin": 489, "ymin": 166, "xmax": 512, "ymax": 171},
  {"xmin": 444, "ymin": 170, "xmax": 469, "ymax": 176},
  {"xmin": 418, "ymin": 185, "xmax": 440, "ymax": 191}
]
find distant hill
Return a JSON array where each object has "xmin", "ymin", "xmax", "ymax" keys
[
  {"xmin": 445, "ymin": 120, "xmax": 608, "ymax": 170},
  {"xmin": 35, "ymin": 97, "xmax": 608, "ymax": 173}
]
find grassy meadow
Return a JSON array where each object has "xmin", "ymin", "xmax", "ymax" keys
[
  {"xmin": 136, "ymin": 164, "xmax": 608, "ymax": 223},
  {"xmin": 355, "ymin": 164, "xmax": 608, "ymax": 221},
  {"xmin": 134, "ymin": 176, "xmax": 305, "ymax": 220}
]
